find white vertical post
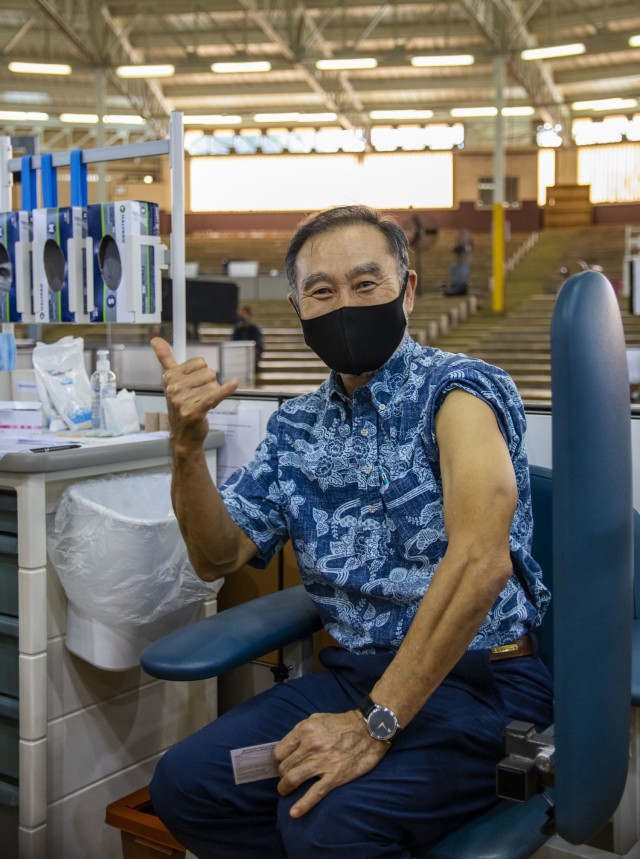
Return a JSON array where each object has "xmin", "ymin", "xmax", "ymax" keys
[
  {"xmin": 95, "ymin": 71, "xmax": 107, "ymax": 200},
  {"xmin": 0, "ymin": 135, "xmax": 13, "ymax": 213},
  {"xmin": 169, "ymin": 111, "xmax": 186, "ymax": 362}
]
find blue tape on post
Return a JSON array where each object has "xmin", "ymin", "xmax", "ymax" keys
[
  {"xmin": 20, "ymin": 155, "xmax": 37, "ymax": 210},
  {"xmin": 69, "ymin": 149, "xmax": 87, "ymax": 206},
  {"xmin": 41, "ymin": 154, "xmax": 58, "ymax": 207}
]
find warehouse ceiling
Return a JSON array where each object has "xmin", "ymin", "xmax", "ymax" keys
[{"xmin": 0, "ymin": 0, "xmax": 638, "ymax": 152}]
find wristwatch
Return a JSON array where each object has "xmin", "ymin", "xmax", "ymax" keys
[{"xmin": 358, "ymin": 695, "xmax": 401, "ymax": 742}]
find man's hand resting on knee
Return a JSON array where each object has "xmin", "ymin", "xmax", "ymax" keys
[{"xmin": 274, "ymin": 711, "xmax": 389, "ymax": 818}]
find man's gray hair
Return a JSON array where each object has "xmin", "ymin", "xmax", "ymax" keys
[{"xmin": 284, "ymin": 205, "xmax": 410, "ymax": 309}]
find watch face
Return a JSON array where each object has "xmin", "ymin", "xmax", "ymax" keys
[{"xmin": 367, "ymin": 706, "xmax": 398, "ymax": 741}]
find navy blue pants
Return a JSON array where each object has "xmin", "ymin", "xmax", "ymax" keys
[{"xmin": 150, "ymin": 646, "xmax": 553, "ymax": 859}]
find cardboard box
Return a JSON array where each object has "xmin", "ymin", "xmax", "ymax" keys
[
  {"xmin": 0, "ymin": 210, "xmax": 32, "ymax": 323},
  {"xmin": 0, "ymin": 401, "xmax": 43, "ymax": 433},
  {"xmin": 32, "ymin": 207, "xmax": 91, "ymax": 323},
  {"xmin": 88, "ymin": 201, "xmax": 162, "ymax": 324}
]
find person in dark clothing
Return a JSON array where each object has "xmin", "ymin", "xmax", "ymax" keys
[{"xmin": 231, "ymin": 305, "xmax": 264, "ymax": 369}]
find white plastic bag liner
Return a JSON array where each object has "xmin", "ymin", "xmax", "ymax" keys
[{"xmin": 47, "ymin": 472, "xmax": 222, "ymax": 627}]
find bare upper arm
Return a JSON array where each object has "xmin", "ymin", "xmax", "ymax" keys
[{"xmin": 434, "ymin": 388, "xmax": 517, "ymax": 557}]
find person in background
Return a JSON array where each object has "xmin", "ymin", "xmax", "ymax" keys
[
  {"xmin": 441, "ymin": 227, "xmax": 473, "ymax": 296},
  {"xmin": 149, "ymin": 204, "xmax": 552, "ymax": 859},
  {"xmin": 231, "ymin": 304, "xmax": 264, "ymax": 370}
]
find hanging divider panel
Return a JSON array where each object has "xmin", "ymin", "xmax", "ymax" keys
[
  {"xmin": 40, "ymin": 154, "xmax": 57, "ymax": 209},
  {"xmin": 69, "ymin": 149, "xmax": 88, "ymax": 207},
  {"xmin": 7, "ymin": 157, "xmax": 37, "ymax": 323},
  {"xmin": 20, "ymin": 156, "xmax": 36, "ymax": 212},
  {"xmin": 67, "ymin": 150, "xmax": 93, "ymax": 322}
]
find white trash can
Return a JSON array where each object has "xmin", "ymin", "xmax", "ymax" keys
[{"xmin": 47, "ymin": 472, "xmax": 222, "ymax": 671}]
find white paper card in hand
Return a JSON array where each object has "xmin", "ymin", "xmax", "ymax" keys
[{"xmin": 230, "ymin": 742, "xmax": 279, "ymax": 784}]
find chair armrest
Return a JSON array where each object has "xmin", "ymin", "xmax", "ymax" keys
[{"xmin": 140, "ymin": 584, "xmax": 323, "ymax": 681}]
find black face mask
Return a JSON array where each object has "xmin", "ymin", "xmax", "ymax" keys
[{"xmin": 297, "ymin": 276, "xmax": 408, "ymax": 376}]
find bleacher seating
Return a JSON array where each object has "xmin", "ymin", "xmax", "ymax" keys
[
  {"xmin": 434, "ymin": 225, "xmax": 634, "ymax": 404},
  {"xmin": 15, "ymin": 224, "xmax": 637, "ymax": 404}
]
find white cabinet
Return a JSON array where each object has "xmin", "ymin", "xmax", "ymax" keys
[{"xmin": 0, "ymin": 433, "xmax": 222, "ymax": 859}]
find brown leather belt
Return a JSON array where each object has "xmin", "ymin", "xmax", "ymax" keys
[{"xmin": 489, "ymin": 634, "xmax": 534, "ymax": 662}]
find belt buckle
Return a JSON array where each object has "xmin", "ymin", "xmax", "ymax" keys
[{"xmin": 491, "ymin": 643, "xmax": 520, "ymax": 656}]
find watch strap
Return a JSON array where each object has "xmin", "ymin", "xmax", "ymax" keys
[{"xmin": 358, "ymin": 694, "xmax": 377, "ymax": 719}]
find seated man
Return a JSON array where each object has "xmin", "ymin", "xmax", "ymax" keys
[
  {"xmin": 150, "ymin": 204, "xmax": 552, "ymax": 859},
  {"xmin": 231, "ymin": 304, "xmax": 264, "ymax": 369}
]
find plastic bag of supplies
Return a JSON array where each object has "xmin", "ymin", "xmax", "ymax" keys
[{"xmin": 47, "ymin": 472, "xmax": 222, "ymax": 626}]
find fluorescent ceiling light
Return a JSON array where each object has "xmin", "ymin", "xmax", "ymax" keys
[
  {"xmin": 411, "ymin": 55, "xmax": 474, "ymax": 67},
  {"xmin": 8, "ymin": 61, "xmax": 71, "ymax": 75},
  {"xmin": 370, "ymin": 109, "xmax": 434, "ymax": 120},
  {"xmin": 2, "ymin": 91, "xmax": 49, "ymax": 104},
  {"xmin": 183, "ymin": 114, "xmax": 242, "ymax": 125},
  {"xmin": 102, "ymin": 114, "xmax": 146, "ymax": 125},
  {"xmin": 451, "ymin": 106, "xmax": 497, "ymax": 117},
  {"xmin": 115, "ymin": 64, "xmax": 175, "ymax": 78},
  {"xmin": 253, "ymin": 111, "xmax": 337, "ymax": 122},
  {"xmin": 502, "ymin": 106, "xmax": 535, "ymax": 116},
  {"xmin": 254, "ymin": 112, "xmax": 303, "ymax": 122},
  {"xmin": 211, "ymin": 61, "xmax": 271, "ymax": 73},
  {"xmin": 0, "ymin": 110, "xmax": 48, "ymax": 121},
  {"xmin": 629, "ymin": 35, "xmax": 640, "ymax": 48},
  {"xmin": 60, "ymin": 113, "xmax": 99, "ymax": 124},
  {"xmin": 572, "ymin": 97, "xmax": 638, "ymax": 111},
  {"xmin": 521, "ymin": 43, "xmax": 585, "ymax": 60},
  {"xmin": 298, "ymin": 113, "xmax": 337, "ymax": 122},
  {"xmin": 316, "ymin": 57, "xmax": 378, "ymax": 71}
]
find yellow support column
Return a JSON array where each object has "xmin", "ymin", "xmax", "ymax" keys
[{"xmin": 492, "ymin": 202, "xmax": 505, "ymax": 313}]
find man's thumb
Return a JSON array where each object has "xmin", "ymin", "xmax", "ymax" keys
[{"xmin": 151, "ymin": 336, "xmax": 178, "ymax": 370}]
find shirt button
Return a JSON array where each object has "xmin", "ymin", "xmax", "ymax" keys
[
  {"xmin": 368, "ymin": 506, "xmax": 376, "ymax": 514},
  {"xmin": 363, "ymin": 466, "xmax": 372, "ymax": 474},
  {"xmin": 379, "ymin": 404, "xmax": 386, "ymax": 411},
  {"xmin": 360, "ymin": 428, "xmax": 369, "ymax": 436}
]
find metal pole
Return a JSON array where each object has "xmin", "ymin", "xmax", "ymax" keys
[
  {"xmin": 492, "ymin": 55, "xmax": 506, "ymax": 313},
  {"xmin": 169, "ymin": 111, "xmax": 186, "ymax": 362},
  {"xmin": 95, "ymin": 70, "xmax": 107, "ymax": 199},
  {"xmin": 0, "ymin": 136, "xmax": 12, "ymax": 212}
]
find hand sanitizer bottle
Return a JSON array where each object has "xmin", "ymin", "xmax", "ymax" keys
[{"xmin": 91, "ymin": 349, "xmax": 117, "ymax": 429}]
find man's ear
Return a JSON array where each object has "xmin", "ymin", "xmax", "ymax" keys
[{"xmin": 404, "ymin": 270, "xmax": 418, "ymax": 315}]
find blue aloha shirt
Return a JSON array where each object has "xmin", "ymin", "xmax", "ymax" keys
[{"xmin": 220, "ymin": 334, "xmax": 550, "ymax": 654}]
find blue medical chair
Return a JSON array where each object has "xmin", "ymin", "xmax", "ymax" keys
[{"xmin": 142, "ymin": 270, "xmax": 637, "ymax": 859}]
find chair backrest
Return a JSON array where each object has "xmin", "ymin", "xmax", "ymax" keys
[{"xmin": 551, "ymin": 270, "xmax": 633, "ymax": 844}]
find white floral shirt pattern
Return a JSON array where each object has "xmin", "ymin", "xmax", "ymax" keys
[{"xmin": 220, "ymin": 334, "xmax": 550, "ymax": 654}]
